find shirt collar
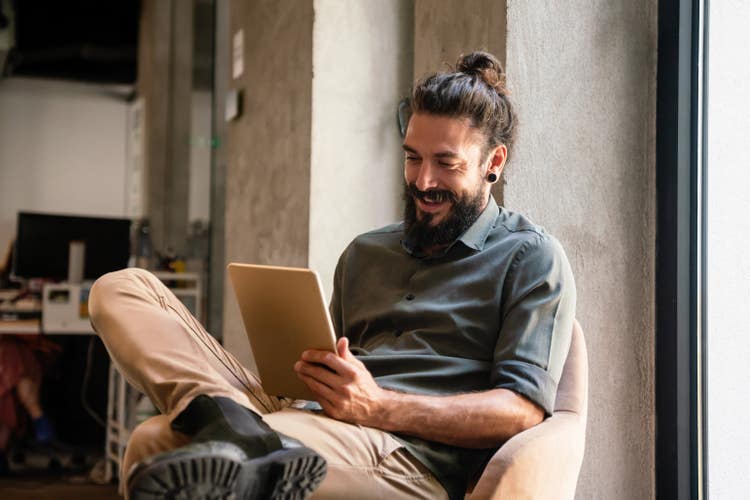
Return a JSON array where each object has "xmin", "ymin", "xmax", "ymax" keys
[
  {"xmin": 400, "ymin": 196, "xmax": 499, "ymax": 257},
  {"xmin": 457, "ymin": 196, "xmax": 499, "ymax": 251}
]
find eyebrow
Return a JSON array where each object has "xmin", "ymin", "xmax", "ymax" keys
[{"xmin": 402, "ymin": 144, "xmax": 461, "ymax": 159}]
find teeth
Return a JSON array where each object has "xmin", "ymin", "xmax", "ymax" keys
[{"xmin": 424, "ymin": 192, "xmax": 444, "ymax": 203}]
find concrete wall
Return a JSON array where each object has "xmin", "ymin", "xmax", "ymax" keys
[
  {"xmin": 0, "ymin": 78, "xmax": 128, "ymax": 254},
  {"xmin": 223, "ymin": 0, "xmax": 314, "ymax": 372},
  {"xmin": 309, "ymin": 0, "xmax": 413, "ymax": 299},
  {"xmin": 414, "ymin": 0, "xmax": 506, "ymax": 74},
  {"xmin": 504, "ymin": 1, "xmax": 657, "ymax": 498},
  {"xmin": 706, "ymin": 1, "xmax": 750, "ymax": 497}
]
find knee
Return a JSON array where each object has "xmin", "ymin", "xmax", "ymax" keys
[
  {"xmin": 88, "ymin": 269, "xmax": 138, "ymax": 331},
  {"xmin": 123, "ymin": 415, "xmax": 190, "ymax": 480}
]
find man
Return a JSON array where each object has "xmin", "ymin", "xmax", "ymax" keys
[{"xmin": 89, "ymin": 51, "xmax": 575, "ymax": 500}]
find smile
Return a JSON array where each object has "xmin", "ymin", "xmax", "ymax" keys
[
  {"xmin": 421, "ymin": 191, "xmax": 450, "ymax": 203},
  {"xmin": 416, "ymin": 196, "xmax": 449, "ymax": 213}
]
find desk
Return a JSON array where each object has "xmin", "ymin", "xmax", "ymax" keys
[{"xmin": 0, "ymin": 318, "xmax": 41, "ymax": 334}]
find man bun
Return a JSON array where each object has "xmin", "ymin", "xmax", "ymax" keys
[{"xmin": 456, "ymin": 51, "xmax": 508, "ymax": 96}]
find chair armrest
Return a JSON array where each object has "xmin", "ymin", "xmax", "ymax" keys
[{"xmin": 467, "ymin": 411, "xmax": 586, "ymax": 500}]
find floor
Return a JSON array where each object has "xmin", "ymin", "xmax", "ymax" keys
[
  {"xmin": 1, "ymin": 446, "xmax": 120, "ymax": 499},
  {"xmin": 0, "ymin": 475, "xmax": 120, "ymax": 499}
]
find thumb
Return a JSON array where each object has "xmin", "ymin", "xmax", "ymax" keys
[{"xmin": 337, "ymin": 336, "xmax": 349, "ymax": 358}]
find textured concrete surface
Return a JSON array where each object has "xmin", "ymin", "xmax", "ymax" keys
[
  {"xmin": 137, "ymin": 0, "xmax": 171, "ymax": 254},
  {"xmin": 163, "ymin": 3, "xmax": 193, "ymax": 256},
  {"xmin": 223, "ymin": 0, "xmax": 314, "ymax": 372},
  {"xmin": 413, "ymin": 0, "xmax": 506, "ymax": 203},
  {"xmin": 504, "ymin": 1, "xmax": 657, "ymax": 498},
  {"xmin": 706, "ymin": 2, "xmax": 750, "ymax": 497},
  {"xmin": 309, "ymin": 0, "xmax": 414, "ymax": 299},
  {"xmin": 414, "ymin": 0, "xmax": 507, "ymax": 75},
  {"xmin": 138, "ymin": 0, "xmax": 195, "ymax": 257}
]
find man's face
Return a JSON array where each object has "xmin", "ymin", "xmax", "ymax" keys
[{"xmin": 402, "ymin": 113, "xmax": 492, "ymax": 251}]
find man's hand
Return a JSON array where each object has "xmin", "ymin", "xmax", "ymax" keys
[
  {"xmin": 294, "ymin": 337, "xmax": 388, "ymax": 427},
  {"xmin": 295, "ymin": 337, "xmax": 545, "ymax": 448}
]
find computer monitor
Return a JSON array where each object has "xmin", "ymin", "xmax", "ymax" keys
[{"xmin": 11, "ymin": 212, "xmax": 131, "ymax": 281}]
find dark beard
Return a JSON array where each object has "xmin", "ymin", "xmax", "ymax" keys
[{"xmin": 403, "ymin": 182, "xmax": 486, "ymax": 253}]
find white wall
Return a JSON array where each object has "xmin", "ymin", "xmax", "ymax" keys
[
  {"xmin": 309, "ymin": 0, "xmax": 413, "ymax": 298},
  {"xmin": 706, "ymin": 2, "xmax": 750, "ymax": 497},
  {"xmin": 0, "ymin": 78, "xmax": 129, "ymax": 255}
]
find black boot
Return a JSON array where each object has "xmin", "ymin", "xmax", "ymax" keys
[
  {"xmin": 171, "ymin": 395, "xmax": 284, "ymax": 456},
  {"xmin": 127, "ymin": 396, "xmax": 327, "ymax": 500}
]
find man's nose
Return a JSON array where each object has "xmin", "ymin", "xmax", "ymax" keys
[{"xmin": 414, "ymin": 163, "xmax": 439, "ymax": 191}]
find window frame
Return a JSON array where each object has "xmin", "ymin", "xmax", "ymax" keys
[{"xmin": 655, "ymin": 0, "xmax": 708, "ymax": 498}]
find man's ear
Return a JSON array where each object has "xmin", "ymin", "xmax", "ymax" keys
[{"xmin": 485, "ymin": 144, "xmax": 507, "ymax": 180}]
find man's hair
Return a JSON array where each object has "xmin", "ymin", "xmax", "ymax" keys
[{"xmin": 410, "ymin": 51, "xmax": 516, "ymax": 158}]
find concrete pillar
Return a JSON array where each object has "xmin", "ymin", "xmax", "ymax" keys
[
  {"xmin": 137, "ymin": 0, "xmax": 193, "ymax": 257},
  {"xmin": 222, "ymin": 0, "xmax": 314, "ymax": 371},
  {"xmin": 137, "ymin": 0, "xmax": 170, "ymax": 253},
  {"xmin": 413, "ymin": 0, "xmax": 506, "ymax": 202},
  {"xmin": 164, "ymin": 4, "xmax": 193, "ymax": 257}
]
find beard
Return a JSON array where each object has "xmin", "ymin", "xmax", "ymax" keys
[{"xmin": 403, "ymin": 181, "xmax": 487, "ymax": 252}]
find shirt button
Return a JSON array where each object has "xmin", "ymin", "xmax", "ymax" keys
[{"xmin": 405, "ymin": 293, "xmax": 415, "ymax": 301}]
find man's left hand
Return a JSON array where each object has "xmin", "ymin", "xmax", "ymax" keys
[{"xmin": 294, "ymin": 337, "xmax": 388, "ymax": 426}]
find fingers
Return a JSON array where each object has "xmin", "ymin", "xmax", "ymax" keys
[
  {"xmin": 296, "ymin": 372, "xmax": 336, "ymax": 409},
  {"xmin": 337, "ymin": 337, "xmax": 349, "ymax": 357},
  {"xmin": 294, "ymin": 360, "xmax": 342, "ymax": 388},
  {"xmin": 301, "ymin": 349, "xmax": 357, "ymax": 377}
]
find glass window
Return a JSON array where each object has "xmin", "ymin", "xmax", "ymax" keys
[{"xmin": 705, "ymin": 1, "xmax": 750, "ymax": 497}]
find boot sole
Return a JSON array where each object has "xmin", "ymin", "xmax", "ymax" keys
[{"xmin": 128, "ymin": 440, "xmax": 327, "ymax": 500}]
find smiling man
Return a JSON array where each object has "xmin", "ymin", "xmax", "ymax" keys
[{"xmin": 89, "ymin": 51, "xmax": 575, "ymax": 500}]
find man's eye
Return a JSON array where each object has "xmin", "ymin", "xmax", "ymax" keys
[
  {"xmin": 438, "ymin": 162, "xmax": 456, "ymax": 168},
  {"xmin": 405, "ymin": 156, "xmax": 420, "ymax": 162}
]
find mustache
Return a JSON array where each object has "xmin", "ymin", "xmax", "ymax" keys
[{"xmin": 405, "ymin": 184, "xmax": 457, "ymax": 204}]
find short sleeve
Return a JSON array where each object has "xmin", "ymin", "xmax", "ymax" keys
[{"xmin": 491, "ymin": 233, "xmax": 576, "ymax": 415}]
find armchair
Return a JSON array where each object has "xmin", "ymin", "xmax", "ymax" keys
[{"xmin": 468, "ymin": 320, "xmax": 588, "ymax": 500}]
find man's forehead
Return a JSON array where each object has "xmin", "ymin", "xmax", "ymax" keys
[{"xmin": 403, "ymin": 113, "xmax": 484, "ymax": 153}]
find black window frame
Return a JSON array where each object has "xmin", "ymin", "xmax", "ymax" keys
[{"xmin": 655, "ymin": 0, "xmax": 708, "ymax": 498}]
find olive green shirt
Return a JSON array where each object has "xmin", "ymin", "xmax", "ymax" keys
[{"xmin": 329, "ymin": 198, "xmax": 576, "ymax": 499}]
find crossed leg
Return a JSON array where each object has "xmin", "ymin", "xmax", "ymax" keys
[{"xmin": 89, "ymin": 268, "xmax": 446, "ymax": 499}]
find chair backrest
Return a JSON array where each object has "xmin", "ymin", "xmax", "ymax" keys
[{"xmin": 553, "ymin": 319, "xmax": 588, "ymax": 420}]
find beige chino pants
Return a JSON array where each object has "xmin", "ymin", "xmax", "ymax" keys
[{"xmin": 88, "ymin": 268, "xmax": 447, "ymax": 499}]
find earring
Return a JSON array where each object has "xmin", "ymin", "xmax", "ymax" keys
[{"xmin": 487, "ymin": 172, "xmax": 498, "ymax": 183}]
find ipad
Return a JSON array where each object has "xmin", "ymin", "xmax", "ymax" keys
[{"xmin": 227, "ymin": 263, "xmax": 338, "ymax": 400}]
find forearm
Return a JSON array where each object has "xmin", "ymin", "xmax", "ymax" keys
[
  {"xmin": 295, "ymin": 341, "xmax": 544, "ymax": 448},
  {"xmin": 372, "ymin": 388, "xmax": 544, "ymax": 448}
]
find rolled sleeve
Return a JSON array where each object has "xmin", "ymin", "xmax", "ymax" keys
[
  {"xmin": 328, "ymin": 250, "xmax": 346, "ymax": 340},
  {"xmin": 491, "ymin": 233, "xmax": 576, "ymax": 415}
]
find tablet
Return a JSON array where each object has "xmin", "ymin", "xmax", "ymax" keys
[{"xmin": 227, "ymin": 263, "xmax": 338, "ymax": 400}]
